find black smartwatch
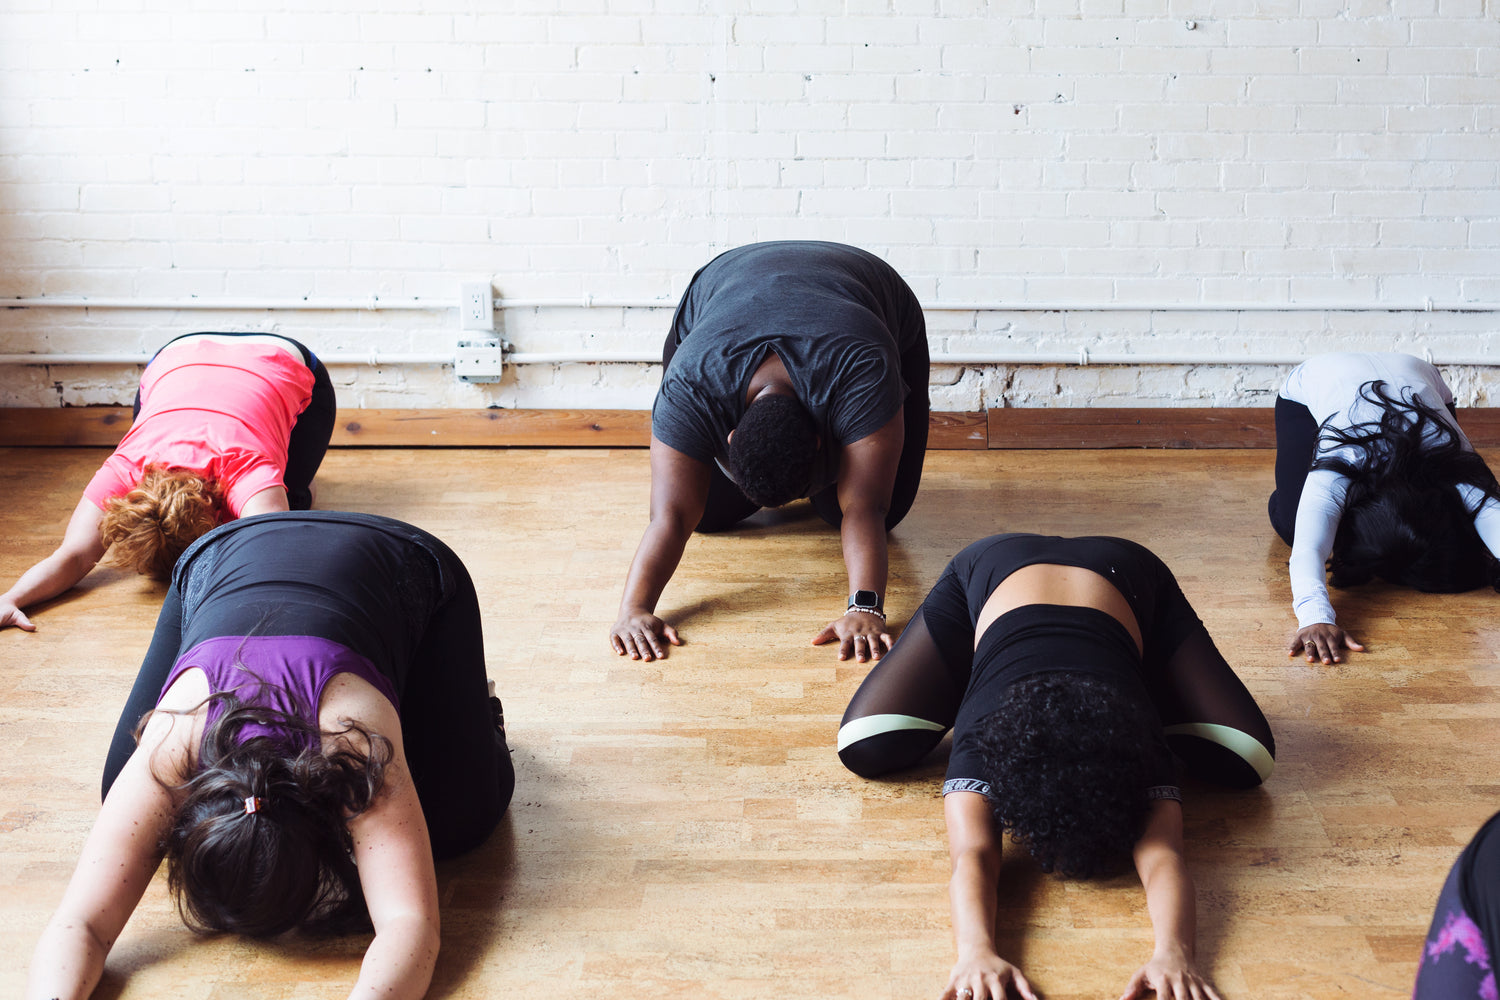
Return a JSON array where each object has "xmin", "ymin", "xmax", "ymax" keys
[{"xmin": 848, "ymin": 590, "xmax": 883, "ymax": 614}]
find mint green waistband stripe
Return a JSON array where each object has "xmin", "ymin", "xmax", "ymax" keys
[
  {"xmin": 837, "ymin": 713, "xmax": 947, "ymax": 752},
  {"xmin": 1162, "ymin": 722, "xmax": 1275, "ymax": 783}
]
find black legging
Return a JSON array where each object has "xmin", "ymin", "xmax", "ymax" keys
[
  {"xmin": 1268, "ymin": 396, "xmax": 1319, "ymax": 545},
  {"xmin": 132, "ymin": 332, "xmax": 337, "ymax": 511},
  {"xmin": 660, "ymin": 328, "xmax": 930, "ymax": 534},
  {"xmin": 1269, "ymin": 393, "xmax": 1462, "ymax": 545},
  {"xmin": 838, "ymin": 534, "xmax": 1276, "ymax": 789},
  {"xmin": 101, "ymin": 512, "xmax": 514, "ymax": 861}
]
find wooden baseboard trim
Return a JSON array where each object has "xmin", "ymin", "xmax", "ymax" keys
[
  {"xmin": 6, "ymin": 406, "xmax": 1500, "ymax": 450},
  {"xmin": 989, "ymin": 407, "xmax": 1276, "ymax": 449},
  {"xmin": 2, "ymin": 407, "xmax": 136, "ymax": 447},
  {"xmin": 335, "ymin": 409, "xmax": 652, "ymax": 447},
  {"xmin": 0, "ymin": 407, "xmax": 990, "ymax": 449}
]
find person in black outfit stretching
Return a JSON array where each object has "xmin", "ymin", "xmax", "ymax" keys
[
  {"xmin": 610, "ymin": 241, "xmax": 930, "ymax": 664},
  {"xmin": 839, "ymin": 533, "xmax": 1275, "ymax": 1000},
  {"xmin": 28, "ymin": 512, "xmax": 513, "ymax": 1000}
]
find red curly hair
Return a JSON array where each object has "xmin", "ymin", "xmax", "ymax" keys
[{"xmin": 100, "ymin": 465, "xmax": 224, "ymax": 580}]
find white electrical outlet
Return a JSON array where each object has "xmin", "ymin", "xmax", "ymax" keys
[
  {"xmin": 460, "ymin": 282, "xmax": 494, "ymax": 331},
  {"xmin": 455, "ymin": 338, "xmax": 504, "ymax": 382}
]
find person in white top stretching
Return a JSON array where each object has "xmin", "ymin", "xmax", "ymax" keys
[{"xmin": 1269, "ymin": 352, "xmax": 1500, "ymax": 664}]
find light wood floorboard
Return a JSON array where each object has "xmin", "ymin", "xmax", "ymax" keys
[{"xmin": 3, "ymin": 447, "xmax": 1498, "ymax": 999}]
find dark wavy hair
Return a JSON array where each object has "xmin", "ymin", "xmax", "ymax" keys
[
  {"xmin": 1313, "ymin": 380, "xmax": 1500, "ymax": 593},
  {"xmin": 141, "ymin": 693, "xmax": 392, "ymax": 937},
  {"xmin": 974, "ymin": 673, "xmax": 1169, "ymax": 880},
  {"xmin": 726, "ymin": 393, "xmax": 819, "ymax": 508}
]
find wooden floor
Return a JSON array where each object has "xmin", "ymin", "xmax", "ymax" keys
[{"xmin": 3, "ymin": 446, "xmax": 1499, "ymax": 999}]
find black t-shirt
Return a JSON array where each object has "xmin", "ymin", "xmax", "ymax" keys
[{"xmin": 652, "ymin": 241, "xmax": 926, "ymax": 494}]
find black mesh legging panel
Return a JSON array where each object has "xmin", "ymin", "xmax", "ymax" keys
[
  {"xmin": 837, "ymin": 610, "xmax": 965, "ymax": 778},
  {"xmin": 1146, "ymin": 628, "xmax": 1276, "ymax": 788}
]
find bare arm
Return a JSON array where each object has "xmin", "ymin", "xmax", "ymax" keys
[
  {"xmin": 2, "ymin": 497, "xmax": 108, "ymax": 632},
  {"xmin": 25, "ymin": 712, "xmax": 187, "ymax": 999},
  {"xmin": 1118, "ymin": 800, "xmax": 1223, "ymax": 1000},
  {"xmin": 238, "ymin": 486, "xmax": 290, "ymax": 518},
  {"xmin": 610, "ymin": 436, "xmax": 711, "ymax": 661},
  {"xmin": 811, "ymin": 410, "xmax": 903, "ymax": 662},
  {"xmin": 941, "ymin": 791, "xmax": 1037, "ymax": 1000},
  {"xmin": 343, "ymin": 701, "xmax": 441, "ymax": 1000}
]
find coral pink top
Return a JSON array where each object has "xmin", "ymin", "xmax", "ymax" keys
[{"xmin": 84, "ymin": 339, "xmax": 315, "ymax": 518}]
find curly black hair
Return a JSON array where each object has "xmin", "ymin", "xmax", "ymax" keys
[
  {"xmin": 726, "ymin": 392, "xmax": 819, "ymax": 509},
  {"xmin": 1314, "ymin": 380, "xmax": 1500, "ymax": 594},
  {"xmin": 143, "ymin": 692, "xmax": 393, "ymax": 937},
  {"xmin": 973, "ymin": 673, "xmax": 1169, "ymax": 880}
]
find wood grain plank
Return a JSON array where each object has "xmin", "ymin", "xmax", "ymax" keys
[
  {"xmin": 927, "ymin": 410, "xmax": 988, "ymax": 449},
  {"xmin": 8, "ymin": 406, "xmax": 1500, "ymax": 450},
  {"xmin": 0, "ymin": 407, "xmax": 989, "ymax": 449},
  {"xmin": 988, "ymin": 406, "xmax": 1277, "ymax": 449},
  {"xmin": 331, "ymin": 408, "xmax": 654, "ymax": 447},
  {"xmin": 986, "ymin": 406, "xmax": 1500, "ymax": 449},
  {"xmin": 0, "ymin": 406, "xmax": 135, "ymax": 446}
]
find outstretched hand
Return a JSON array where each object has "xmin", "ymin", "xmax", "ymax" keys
[
  {"xmin": 610, "ymin": 611, "xmax": 682, "ymax": 661},
  {"xmin": 1289, "ymin": 622, "xmax": 1365, "ymax": 665},
  {"xmin": 942, "ymin": 951, "xmax": 1038, "ymax": 1000},
  {"xmin": 812, "ymin": 611, "xmax": 893, "ymax": 663},
  {"xmin": 0, "ymin": 600, "xmax": 36, "ymax": 632},
  {"xmin": 1119, "ymin": 953, "xmax": 1224, "ymax": 1000}
]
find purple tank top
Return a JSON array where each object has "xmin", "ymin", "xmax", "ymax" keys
[{"xmin": 160, "ymin": 635, "xmax": 401, "ymax": 751}]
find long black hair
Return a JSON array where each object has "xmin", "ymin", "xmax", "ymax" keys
[
  {"xmin": 1312, "ymin": 379, "xmax": 1500, "ymax": 593},
  {"xmin": 142, "ymin": 693, "xmax": 393, "ymax": 937}
]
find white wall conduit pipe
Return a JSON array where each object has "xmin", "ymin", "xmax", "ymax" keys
[
  {"xmin": 0, "ymin": 297, "xmax": 679, "ymax": 311},
  {"xmin": 0, "ymin": 352, "xmax": 455, "ymax": 366},
  {"xmin": 6, "ymin": 296, "xmax": 1500, "ymax": 312},
  {"xmin": 6, "ymin": 350, "xmax": 1500, "ymax": 368},
  {"xmin": 2, "ymin": 297, "xmax": 446, "ymax": 312},
  {"xmin": 3, "ymin": 298, "xmax": 1498, "ymax": 368}
]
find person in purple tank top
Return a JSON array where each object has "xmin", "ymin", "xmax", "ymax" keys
[{"xmin": 26, "ymin": 511, "xmax": 513, "ymax": 1000}]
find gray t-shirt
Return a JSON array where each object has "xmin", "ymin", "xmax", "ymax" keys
[{"xmin": 652, "ymin": 241, "xmax": 926, "ymax": 495}]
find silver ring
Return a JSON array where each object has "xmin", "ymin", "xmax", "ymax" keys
[{"xmin": 958, "ymin": 991, "xmax": 973, "ymax": 999}]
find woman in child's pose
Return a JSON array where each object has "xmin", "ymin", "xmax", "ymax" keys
[
  {"xmin": 1411, "ymin": 810, "xmax": 1500, "ymax": 999},
  {"xmin": 611, "ymin": 240, "xmax": 929, "ymax": 664},
  {"xmin": 1270, "ymin": 351, "xmax": 1500, "ymax": 664},
  {"xmin": 26, "ymin": 511, "xmax": 514, "ymax": 1000},
  {"xmin": 839, "ymin": 533, "xmax": 1275, "ymax": 1000},
  {"xmin": 1, "ymin": 331, "xmax": 335, "ymax": 630}
]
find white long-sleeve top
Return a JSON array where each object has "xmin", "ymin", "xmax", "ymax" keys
[{"xmin": 1282, "ymin": 352, "xmax": 1500, "ymax": 628}]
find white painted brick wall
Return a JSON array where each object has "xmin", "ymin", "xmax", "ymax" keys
[{"xmin": 2, "ymin": 3, "xmax": 1499, "ymax": 412}]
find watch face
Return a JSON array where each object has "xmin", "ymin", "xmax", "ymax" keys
[{"xmin": 853, "ymin": 590, "xmax": 880, "ymax": 608}]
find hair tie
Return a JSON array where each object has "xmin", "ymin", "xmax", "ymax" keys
[{"xmin": 243, "ymin": 795, "xmax": 265, "ymax": 815}]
